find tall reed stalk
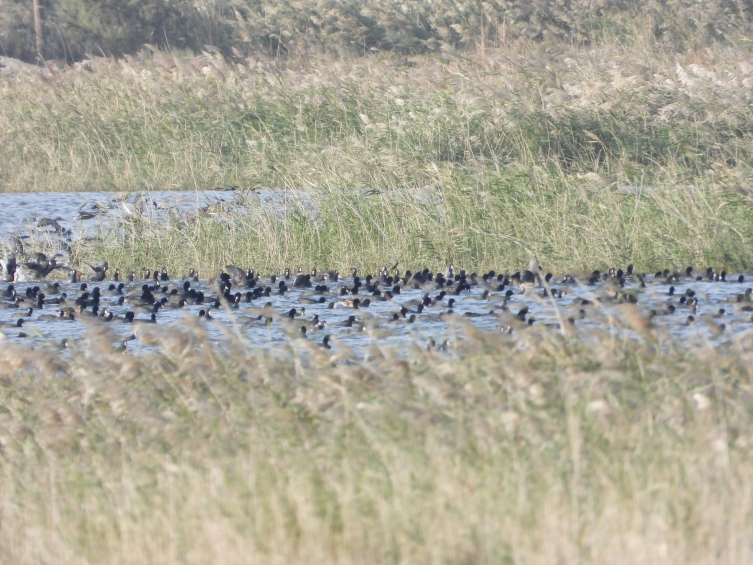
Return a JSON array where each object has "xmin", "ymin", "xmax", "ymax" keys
[{"xmin": 1, "ymin": 315, "xmax": 751, "ymax": 564}]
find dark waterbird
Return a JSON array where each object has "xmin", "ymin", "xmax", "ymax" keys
[
  {"xmin": 86, "ymin": 260, "xmax": 109, "ymax": 282},
  {"xmin": 0, "ymin": 253, "xmax": 16, "ymax": 282},
  {"xmin": 16, "ymin": 253, "xmax": 67, "ymax": 281}
]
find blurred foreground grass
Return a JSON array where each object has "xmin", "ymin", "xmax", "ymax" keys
[{"xmin": 0, "ymin": 315, "xmax": 752, "ymax": 563}]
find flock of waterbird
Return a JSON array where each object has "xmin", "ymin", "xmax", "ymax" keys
[
  {"xmin": 1, "ymin": 250, "xmax": 753, "ymax": 349},
  {"xmin": 0, "ymin": 192, "xmax": 236, "ymax": 278}
]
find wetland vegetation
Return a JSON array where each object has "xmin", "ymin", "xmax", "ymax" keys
[
  {"xmin": 3, "ymin": 19, "xmax": 753, "ymax": 273},
  {"xmin": 2, "ymin": 1, "xmax": 753, "ymax": 563},
  {"xmin": 5, "ymin": 42, "xmax": 753, "ymax": 274},
  {"xmin": 2, "ymin": 309, "xmax": 753, "ymax": 564}
]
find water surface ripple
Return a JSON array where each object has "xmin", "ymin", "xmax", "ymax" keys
[{"xmin": 1, "ymin": 191, "xmax": 751, "ymax": 352}]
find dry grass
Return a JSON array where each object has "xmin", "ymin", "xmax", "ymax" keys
[
  {"xmin": 5, "ymin": 40, "xmax": 753, "ymax": 273},
  {"xmin": 2, "ymin": 0, "xmax": 747, "ymax": 63},
  {"xmin": 5, "ymin": 41, "xmax": 753, "ymax": 193},
  {"xmin": 2, "ymin": 9, "xmax": 753, "ymax": 563},
  {"xmin": 0, "ymin": 315, "xmax": 752, "ymax": 564}
]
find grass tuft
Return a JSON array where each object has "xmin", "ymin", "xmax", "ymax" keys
[
  {"xmin": 1, "ymin": 317, "xmax": 752, "ymax": 563},
  {"xmin": 4, "ymin": 42, "xmax": 753, "ymax": 272}
]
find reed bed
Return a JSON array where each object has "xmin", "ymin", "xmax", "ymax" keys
[
  {"xmin": 2, "ymin": 7, "xmax": 753, "ymax": 563},
  {"xmin": 0, "ymin": 315, "xmax": 751, "ymax": 564},
  {"xmin": 4, "ymin": 39, "xmax": 753, "ymax": 273},
  {"xmin": 4, "ymin": 41, "xmax": 753, "ymax": 193},
  {"xmin": 71, "ymin": 174, "xmax": 750, "ymax": 279},
  {"xmin": 2, "ymin": 0, "xmax": 747, "ymax": 64}
]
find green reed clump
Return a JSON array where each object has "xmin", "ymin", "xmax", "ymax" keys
[
  {"xmin": 71, "ymin": 167, "xmax": 753, "ymax": 277},
  {"xmin": 0, "ymin": 314, "xmax": 751, "ymax": 564}
]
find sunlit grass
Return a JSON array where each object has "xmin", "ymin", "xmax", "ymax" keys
[
  {"xmin": 4, "ymin": 40, "xmax": 753, "ymax": 273},
  {"xmin": 3, "ymin": 40, "xmax": 753, "ymax": 194},
  {"xmin": 3, "ymin": 28, "xmax": 753, "ymax": 564},
  {"xmin": 0, "ymin": 314, "xmax": 751, "ymax": 564},
  {"xmin": 61, "ymin": 174, "xmax": 749, "ymax": 279}
]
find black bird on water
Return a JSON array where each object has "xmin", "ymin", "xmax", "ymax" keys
[
  {"xmin": 86, "ymin": 260, "xmax": 109, "ymax": 282},
  {"xmin": 16, "ymin": 253, "xmax": 66, "ymax": 281}
]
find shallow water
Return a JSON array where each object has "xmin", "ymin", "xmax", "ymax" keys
[
  {"xmin": 1, "ymin": 269, "xmax": 752, "ymax": 353},
  {"xmin": 1, "ymin": 191, "xmax": 752, "ymax": 352},
  {"xmin": 0, "ymin": 189, "xmax": 242, "ymax": 245}
]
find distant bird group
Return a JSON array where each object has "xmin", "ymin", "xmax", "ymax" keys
[
  {"xmin": 1, "ymin": 249, "xmax": 751, "ymax": 347},
  {"xmin": 3, "ymin": 252, "xmax": 69, "ymax": 282}
]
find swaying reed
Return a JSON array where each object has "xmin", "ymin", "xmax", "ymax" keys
[
  {"xmin": 2, "ymin": 0, "xmax": 747, "ymax": 63},
  {"xmin": 4, "ymin": 38, "xmax": 753, "ymax": 273},
  {"xmin": 74, "ymin": 173, "xmax": 751, "ymax": 279},
  {"xmin": 4, "ymin": 40, "xmax": 753, "ymax": 193},
  {"xmin": 1, "ymin": 313, "xmax": 752, "ymax": 564},
  {"xmin": 2, "ymin": 17, "xmax": 753, "ymax": 562}
]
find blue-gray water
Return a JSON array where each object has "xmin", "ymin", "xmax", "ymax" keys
[
  {"xmin": 1, "ymin": 269, "xmax": 752, "ymax": 353},
  {"xmin": 1, "ymin": 191, "xmax": 752, "ymax": 351},
  {"xmin": 0, "ymin": 189, "xmax": 241, "ymax": 243}
]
